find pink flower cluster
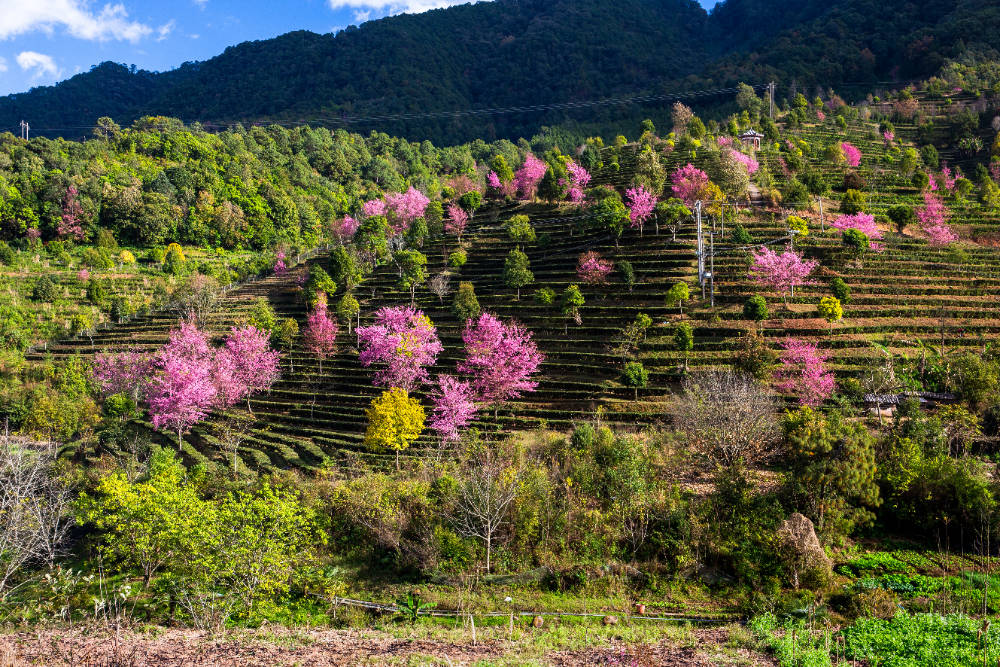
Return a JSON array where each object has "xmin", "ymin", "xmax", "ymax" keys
[
  {"xmin": 625, "ymin": 185, "xmax": 658, "ymax": 229},
  {"xmin": 514, "ymin": 154, "xmax": 547, "ymax": 200},
  {"xmin": 716, "ymin": 136, "xmax": 732, "ymax": 148},
  {"xmin": 563, "ymin": 161, "xmax": 591, "ymax": 203},
  {"xmin": 841, "ymin": 142, "xmax": 862, "ymax": 167},
  {"xmin": 94, "ymin": 322, "xmax": 280, "ymax": 441},
  {"xmin": 333, "ymin": 215, "xmax": 359, "ymax": 243},
  {"xmin": 303, "ymin": 297, "xmax": 339, "ymax": 369},
  {"xmin": 357, "ymin": 306, "xmax": 444, "ymax": 392},
  {"xmin": 816, "ymin": 110, "xmax": 826, "ymax": 121},
  {"xmin": 58, "ymin": 186, "xmax": 86, "ymax": 241},
  {"xmin": 577, "ymin": 251, "xmax": 614, "ymax": 285},
  {"xmin": 749, "ymin": 246, "xmax": 818, "ymax": 297},
  {"xmin": 916, "ymin": 193, "xmax": 958, "ymax": 246},
  {"xmin": 938, "ymin": 166, "xmax": 957, "ymax": 192},
  {"xmin": 774, "ymin": 338, "xmax": 835, "ymax": 407},
  {"xmin": 730, "ymin": 150, "xmax": 759, "ymax": 175},
  {"xmin": 444, "ymin": 203, "xmax": 468, "ymax": 239},
  {"xmin": 671, "ymin": 163, "xmax": 710, "ymax": 206},
  {"xmin": 458, "ymin": 312, "xmax": 544, "ymax": 406},
  {"xmin": 883, "ymin": 130, "xmax": 895, "ymax": 145},
  {"xmin": 428, "ymin": 374, "xmax": 478, "ymax": 444},
  {"xmin": 362, "ymin": 199, "xmax": 387, "ymax": 218},
  {"xmin": 831, "ymin": 213, "xmax": 884, "ymax": 251}
]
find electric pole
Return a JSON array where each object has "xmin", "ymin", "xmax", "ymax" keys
[
  {"xmin": 768, "ymin": 82, "xmax": 775, "ymax": 119},
  {"xmin": 19, "ymin": 120, "xmax": 29, "ymax": 141},
  {"xmin": 695, "ymin": 200, "xmax": 704, "ymax": 288}
]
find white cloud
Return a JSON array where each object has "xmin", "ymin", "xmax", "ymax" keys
[
  {"xmin": 0, "ymin": 57, "xmax": 6, "ymax": 73},
  {"xmin": 16, "ymin": 51, "xmax": 60, "ymax": 79},
  {"xmin": 193, "ymin": 0, "xmax": 208, "ymax": 6},
  {"xmin": 327, "ymin": 0, "xmax": 491, "ymax": 22},
  {"xmin": 0, "ymin": 1, "xmax": 152, "ymax": 42},
  {"xmin": 156, "ymin": 19, "xmax": 175, "ymax": 41}
]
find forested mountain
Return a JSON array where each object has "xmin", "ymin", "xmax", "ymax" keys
[{"xmin": 2, "ymin": 0, "xmax": 999, "ymax": 144}]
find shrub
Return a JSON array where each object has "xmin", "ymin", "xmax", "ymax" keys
[
  {"xmin": 452, "ymin": 282, "xmax": 480, "ymax": 321},
  {"xmin": 0, "ymin": 241, "xmax": 15, "ymax": 266},
  {"xmin": 841, "ymin": 189, "xmax": 866, "ymax": 215},
  {"xmin": 830, "ymin": 277, "xmax": 851, "ymax": 303},
  {"xmin": 743, "ymin": 295, "xmax": 769, "ymax": 323},
  {"xmin": 731, "ymin": 223, "xmax": 753, "ymax": 244},
  {"xmin": 621, "ymin": 362, "xmax": 648, "ymax": 399},
  {"xmin": 31, "ymin": 275, "xmax": 58, "ymax": 302},
  {"xmin": 448, "ymin": 249, "xmax": 467, "ymax": 268},
  {"xmin": 887, "ymin": 205, "xmax": 915, "ymax": 233}
]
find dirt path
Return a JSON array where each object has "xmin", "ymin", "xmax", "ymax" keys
[{"xmin": 0, "ymin": 626, "xmax": 773, "ymax": 666}]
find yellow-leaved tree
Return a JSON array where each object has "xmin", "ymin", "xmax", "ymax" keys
[{"xmin": 363, "ymin": 388, "xmax": 425, "ymax": 469}]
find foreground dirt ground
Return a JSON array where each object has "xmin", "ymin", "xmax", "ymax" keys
[{"xmin": 0, "ymin": 626, "xmax": 774, "ymax": 666}]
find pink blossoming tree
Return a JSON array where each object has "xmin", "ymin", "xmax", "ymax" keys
[
  {"xmin": 563, "ymin": 161, "xmax": 591, "ymax": 203},
  {"xmin": 730, "ymin": 150, "xmax": 759, "ymax": 175},
  {"xmin": 444, "ymin": 204, "xmax": 468, "ymax": 242},
  {"xmin": 458, "ymin": 312, "xmax": 543, "ymax": 411},
  {"xmin": 830, "ymin": 213, "xmax": 884, "ymax": 251},
  {"xmin": 577, "ymin": 251, "xmax": 614, "ymax": 285},
  {"xmin": 428, "ymin": 374, "xmax": 478, "ymax": 445},
  {"xmin": 385, "ymin": 187, "xmax": 430, "ymax": 236},
  {"xmin": 916, "ymin": 193, "xmax": 958, "ymax": 245},
  {"xmin": 222, "ymin": 326, "xmax": 281, "ymax": 412},
  {"xmin": 514, "ymin": 154, "xmax": 547, "ymax": 200},
  {"xmin": 93, "ymin": 348, "xmax": 155, "ymax": 404},
  {"xmin": 749, "ymin": 246, "xmax": 819, "ymax": 303},
  {"xmin": 58, "ymin": 186, "xmax": 86, "ymax": 241},
  {"xmin": 841, "ymin": 142, "xmax": 861, "ymax": 167},
  {"xmin": 332, "ymin": 216, "xmax": 359, "ymax": 244},
  {"xmin": 626, "ymin": 185, "xmax": 658, "ymax": 236},
  {"xmin": 303, "ymin": 297, "xmax": 339, "ymax": 373},
  {"xmin": 774, "ymin": 338, "xmax": 835, "ymax": 407},
  {"xmin": 362, "ymin": 199, "xmax": 387, "ymax": 218},
  {"xmin": 671, "ymin": 164, "xmax": 710, "ymax": 206},
  {"xmin": 357, "ymin": 306, "xmax": 443, "ymax": 392}
]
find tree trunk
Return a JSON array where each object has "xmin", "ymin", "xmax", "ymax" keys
[
  {"xmin": 486, "ymin": 533, "xmax": 492, "ymax": 573},
  {"xmin": 395, "ymin": 448, "xmax": 400, "ymax": 470}
]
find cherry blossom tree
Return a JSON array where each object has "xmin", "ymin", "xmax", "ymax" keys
[
  {"xmin": 563, "ymin": 161, "xmax": 591, "ymax": 203},
  {"xmin": 362, "ymin": 199, "xmax": 387, "ymax": 218},
  {"xmin": 671, "ymin": 164, "xmax": 710, "ymax": 206},
  {"xmin": 916, "ymin": 193, "xmax": 958, "ymax": 245},
  {"xmin": 303, "ymin": 297, "xmax": 339, "ymax": 373},
  {"xmin": 93, "ymin": 348, "xmax": 155, "ymax": 403},
  {"xmin": 385, "ymin": 187, "xmax": 430, "ymax": 236},
  {"xmin": 332, "ymin": 216, "xmax": 359, "ymax": 244},
  {"xmin": 830, "ymin": 213, "xmax": 884, "ymax": 252},
  {"xmin": 626, "ymin": 185, "xmax": 658, "ymax": 236},
  {"xmin": 146, "ymin": 322, "xmax": 218, "ymax": 449},
  {"xmin": 749, "ymin": 246, "xmax": 818, "ymax": 303},
  {"xmin": 774, "ymin": 338, "xmax": 835, "ymax": 407},
  {"xmin": 882, "ymin": 130, "xmax": 895, "ymax": 145},
  {"xmin": 444, "ymin": 204, "xmax": 468, "ymax": 242},
  {"xmin": 428, "ymin": 374, "xmax": 478, "ymax": 445},
  {"xmin": 841, "ymin": 142, "xmax": 861, "ymax": 168},
  {"xmin": 458, "ymin": 312, "xmax": 544, "ymax": 411},
  {"xmin": 58, "ymin": 186, "xmax": 86, "ymax": 241},
  {"xmin": 514, "ymin": 154, "xmax": 547, "ymax": 200},
  {"xmin": 222, "ymin": 326, "xmax": 281, "ymax": 413},
  {"xmin": 358, "ymin": 306, "xmax": 443, "ymax": 392},
  {"xmin": 577, "ymin": 251, "xmax": 614, "ymax": 285},
  {"xmin": 729, "ymin": 150, "xmax": 759, "ymax": 175}
]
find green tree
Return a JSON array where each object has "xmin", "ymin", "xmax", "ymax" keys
[
  {"xmin": 246, "ymin": 297, "xmax": 277, "ymax": 334},
  {"xmin": 887, "ymin": 205, "xmax": 915, "ymax": 233},
  {"xmin": 732, "ymin": 330, "xmax": 777, "ymax": 380},
  {"xmin": 674, "ymin": 322, "xmax": 694, "ymax": 372},
  {"xmin": 830, "ymin": 277, "xmax": 851, "ymax": 304},
  {"xmin": 665, "ymin": 282, "xmax": 690, "ymax": 314},
  {"xmin": 783, "ymin": 408, "xmax": 880, "ymax": 540},
  {"xmin": 840, "ymin": 189, "xmax": 866, "ymax": 215},
  {"xmin": 329, "ymin": 245, "xmax": 362, "ymax": 292},
  {"xmin": 622, "ymin": 362, "xmax": 649, "ymax": 399},
  {"xmin": 561, "ymin": 284, "xmax": 585, "ymax": 334},
  {"xmin": 502, "ymin": 249, "xmax": 533, "ymax": 300},
  {"xmin": 396, "ymin": 250, "xmax": 428, "ymax": 305},
  {"xmin": 743, "ymin": 295, "xmax": 769, "ymax": 330},
  {"xmin": 337, "ymin": 293, "xmax": 360, "ymax": 334},
  {"xmin": 32, "ymin": 276, "xmax": 58, "ymax": 302},
  {"xmin": 453, "ymin": 281, "xmax": 480, "ymax": 321},
  {"xmin": 619, "ymin": 260, "xmax": 636, "ymax": 292},
  {"xmin": 505, "ymin": 214, "xmax": 536, "ymax": 247},
  {"xmin": 305, "ymin": 265, "xmax": 337, "ymax": 307}
]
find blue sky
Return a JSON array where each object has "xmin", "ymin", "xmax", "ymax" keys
[{"xmin": 0, "ymin": 0, "xmax": 721, "ymax": 96}]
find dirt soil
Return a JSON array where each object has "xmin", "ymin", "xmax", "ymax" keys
[{"xmin": 0, "ymin": 625, "xmax": 775, "ymax": 666}]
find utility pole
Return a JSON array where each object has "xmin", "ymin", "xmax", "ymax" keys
[
  {"xmin": 709, "ymin": 230, "xmax": 715, "ymax": 307},
  {"xmin": 768, "ymin": 82, "xmax": 776, "ymax": 120},
  {"xmin": 818, "ymin": 196, "xmax": 825, "ymax": 232},
  {"xmin": 695, "ymin": 200, "xmax": 704, "ymax": 288},
  {"xmin": 19, "ymin": 120, "xmax": 29, "ymax": 141}
]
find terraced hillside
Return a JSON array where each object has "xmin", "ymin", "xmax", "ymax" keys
[{"xmin": 31, "ymin": 107, "xmax": 1000, "ymax": 471}]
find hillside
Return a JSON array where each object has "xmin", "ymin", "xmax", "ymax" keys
[{"xmin": 4, "ymin": 0, "xmax": 1000, "ymax": 143}]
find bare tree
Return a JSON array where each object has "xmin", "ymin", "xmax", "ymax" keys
[
  {"xmin": 0, "ymin": 437, "xmax": 75, "ymax": 598},
  {"xmin": 214, "ymin": 415, "xmax": 254, "ymax": 473},
  {"xmin": 169, "ymin": 274, "xmax": 219, "ymax": 325},
  {"xmin": 669, "ymin": 369, "xmax": 778, "ymax": 468},
  {"xmin": 452, "ymin": 457, "xmax": 519, "ymax": 573},
  {"xmin": 428, "ymin": 271, "xmax": 452, "ymax": 305}
]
